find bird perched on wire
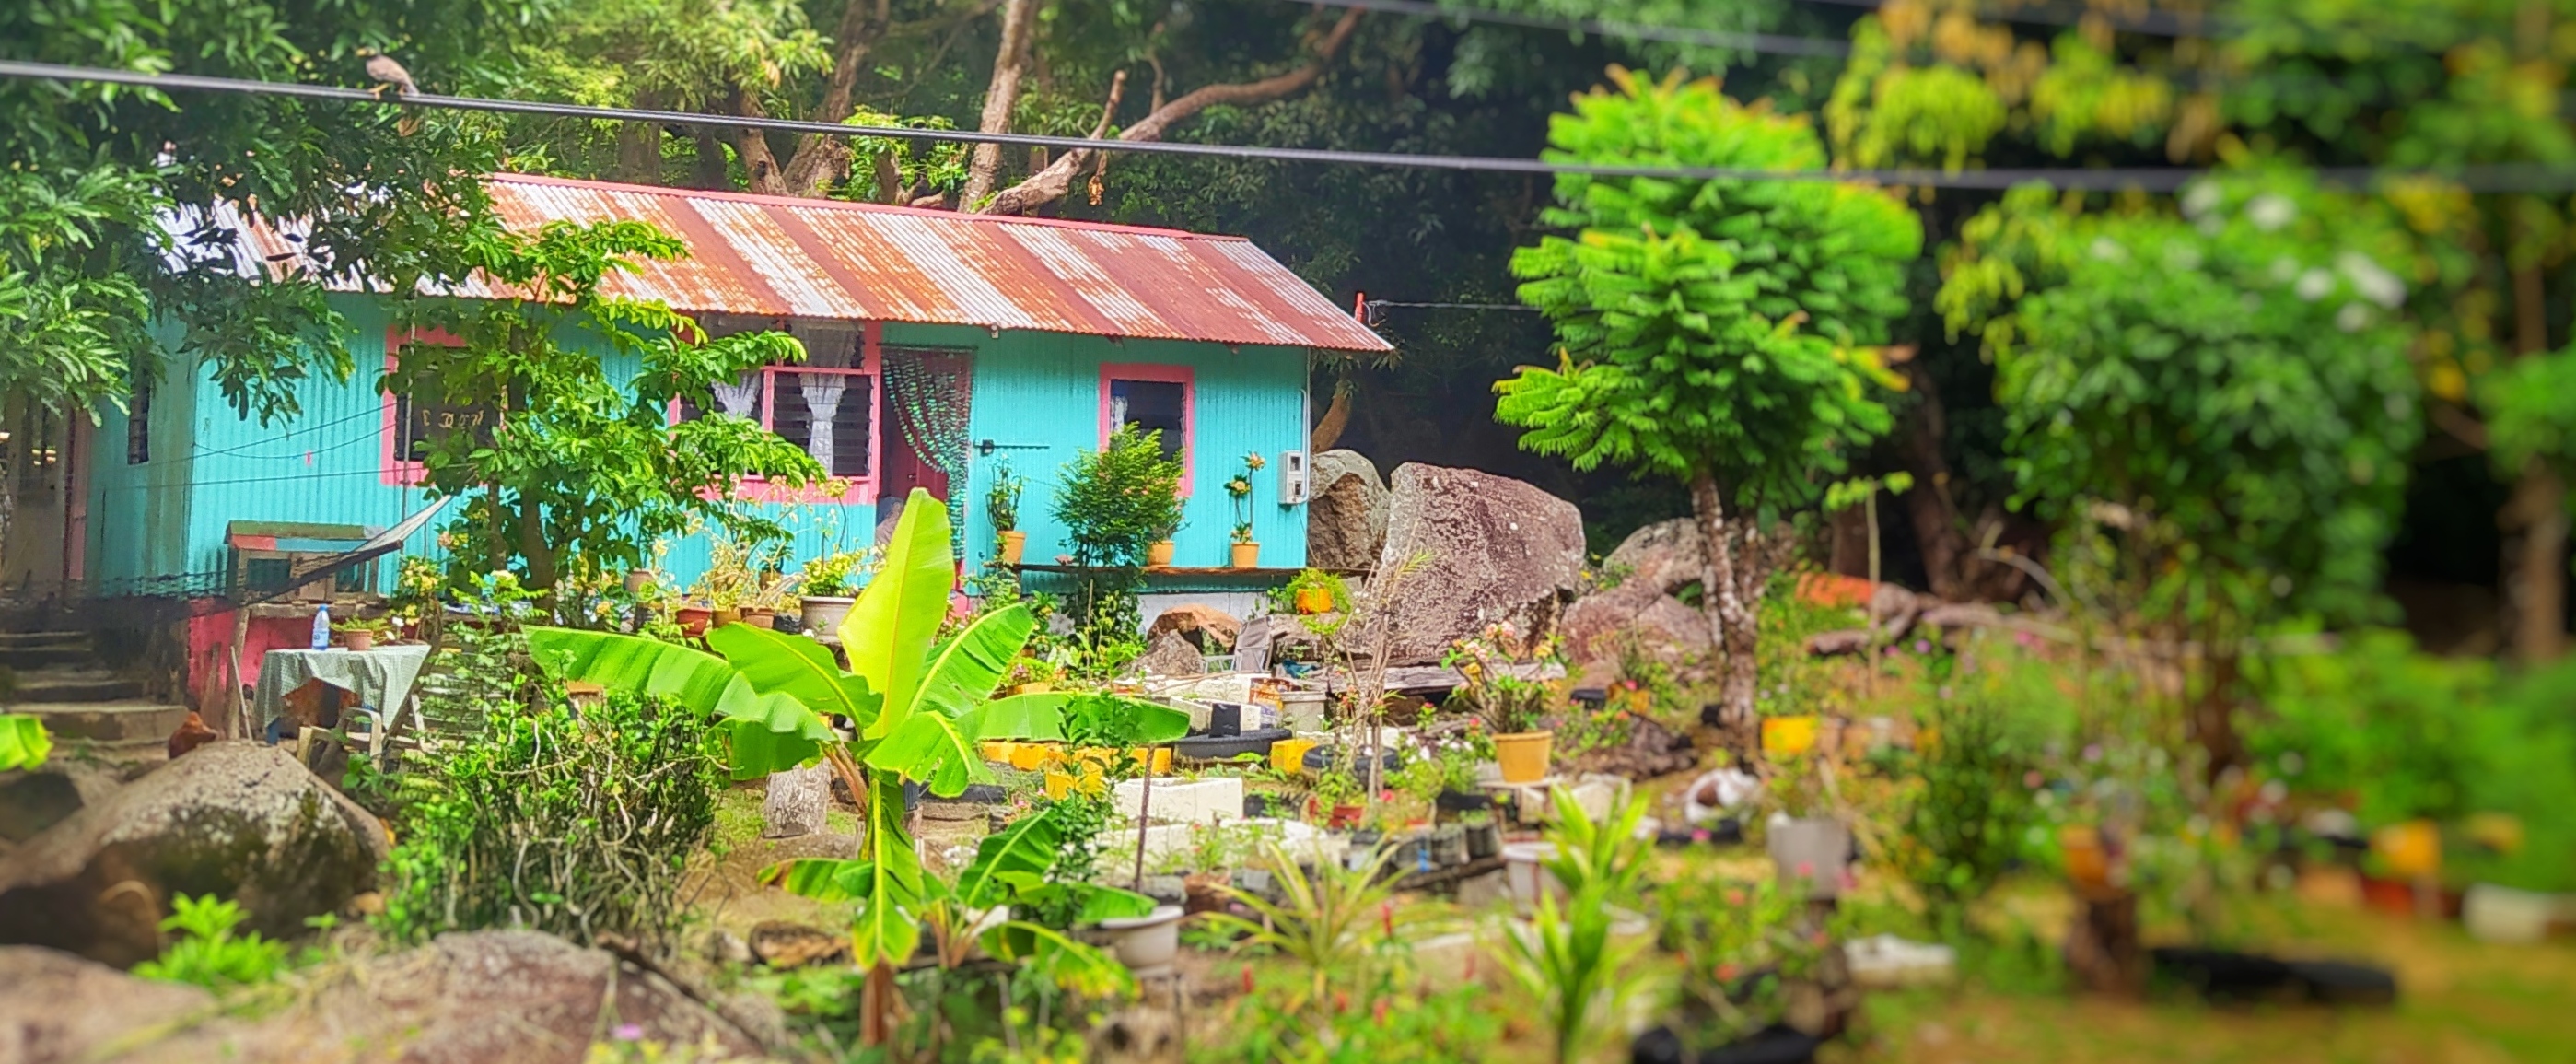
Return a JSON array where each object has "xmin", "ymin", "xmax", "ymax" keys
[{"xmin": 356, "ymin": 47, "xmax": 423, "ymax": 135}]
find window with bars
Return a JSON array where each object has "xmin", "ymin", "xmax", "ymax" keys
[{"xmin": 674, "ymin": 317, "xmax": 880, "ymax": 487}]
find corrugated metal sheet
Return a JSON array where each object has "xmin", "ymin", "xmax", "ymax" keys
[{"xmin": 175, "ymin": 174, "xmax": 1391, "ymax": 353}]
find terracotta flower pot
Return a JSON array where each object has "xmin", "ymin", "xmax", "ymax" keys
[
  {"xmin": 1230, "ymin": 542, "xmax": 1260, "ymax": 569},
  {"xmin": 673, "ymin": 605, "xmax": 714, "ymax": 637},
  {"xmin": 624, "ymin": 569, "xmax": 652, "ymax": 594},
  {"xmin": 2061, "ymin": 825, "xmax": 2114, "ymax": 894},
  {"xmin": 741, "ymin": 608, "xmax": 775, "ymax": 630},
  {"xmin": 712, "ymin": 606, "xmax": 743, "ymax": 629},
  {"xmin": 998, "ymin": 529, "xmax": 1027, "ymax": 566},
  {"xmin": 343, "ymin": 629, "xmax": 376, "ymax": 652},
  {"xmin": 1493, "ymin": 730, "xmax": 1554, "ymax": 784},
  {"xmin": 1146, "ymin": 540, "xmax": 1177, "ymax": 567}
]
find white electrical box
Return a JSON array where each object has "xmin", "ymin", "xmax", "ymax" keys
[{"xmin": 1277, "ymin": 450, "xmax": 1311, "ymax": 505}]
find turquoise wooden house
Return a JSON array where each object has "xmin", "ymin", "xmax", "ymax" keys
[{"xmin": 68, "ymin": 175, "xmax": 1390, "ymax": 631}]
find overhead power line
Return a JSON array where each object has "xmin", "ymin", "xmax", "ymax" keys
[
  {"xmin": 1288, "ymin": 0, "xmax": 1851, "ymax": 57},
  {"xmin": 6, "ymin": 60, "xmax": 2576, "ymax": 193},
  {"xmin": 1794, "ymin": 0, "xmax": 2233, "ymax": 40}
]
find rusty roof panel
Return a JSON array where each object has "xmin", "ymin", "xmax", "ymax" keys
[{"xmin": 172, "ymin": 174, "xmax": 1393, "ymax": 352}]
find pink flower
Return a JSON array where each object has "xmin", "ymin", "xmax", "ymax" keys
[
  {"xmin": 1796, "ymin": 861, "xmax": 1815, "ymax": 878},
  {"xmin": 612, "ymin": 1024, "xmax": 644, "ymax": 1042}
]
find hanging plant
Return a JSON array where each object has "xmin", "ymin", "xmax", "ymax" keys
[{"xmin": 1227, "ymin": 452, "xmax": 1265, "ymax": 545}]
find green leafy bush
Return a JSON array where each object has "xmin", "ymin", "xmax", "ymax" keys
[
  {"xmin": 2245, "ymin": 629, "xmax": 2491, "ymax": 827},
  {"xmin": 373, "ymin": 637, "xmax": 725, "ymax": 947},
  {"xmin": 134, "ymin": 894, "xmax": 291, "ymax": 989},
  {"xmin": 1052, "ymin": 425, "xmax": 1183, "ymax": 568},
  {"xmin": 1897, "ymin": 693, "xmax": 2040, "ymax": 928}
]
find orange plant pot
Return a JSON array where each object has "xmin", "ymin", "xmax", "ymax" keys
[
  {"xmin": 998, "ymin": 530, "xmax": 1027, "ymax": 566},
  {"xmin": 1493, "ymin": 731, "xmax": 1554, "ymax": 784},
  {"xmin": 1146, "ymin": 541, "xmax": 1177, "ymax": 567},
  {"xmin": 1230, "ymin": 542, "xmax": 1261, "ymax": 569}
]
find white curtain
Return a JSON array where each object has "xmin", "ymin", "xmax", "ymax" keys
[
  {"xmin": 712, "ymin": 374, "xmax": 761, "ymax": 418},
  {"xmin": 800, "ymin": 378, "xmax": 846, "ymax": 474}
]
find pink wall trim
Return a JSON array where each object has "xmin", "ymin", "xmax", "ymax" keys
[
  {"xmin": 677, "ymin": 322, "xmax": 883, "ymax": 506},
  {"xmin": 381, "ymin": 326, "xmax": 466, "ymax": 486},
  {"xmin": 1098, "ymin": 362, "xmax": 1195, "ymax": 497}
]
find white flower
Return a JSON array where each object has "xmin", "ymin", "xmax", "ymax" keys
[
  {"xmin": 2336, "ymin": 302, "xmax": 2372, "ymax": 332},
  {"xmin": 2164, "ymin": 243, "xmax": 2204, "ymax": 272},
  {"xmin": 2088, "ymin": 236, "xmax": 2127, "ymax": 263},
  {"xmin": 2197, "ymin": 215, "xmax": 2226, "ymax": 236},
  {"xmin": 2182, "ymin": 181, "xmax": 2224, "ymax": 218},
  {"xmin": 2246, "ymin": 193, "xmax": 2297, "ymax": 231},
  {"xmin": 2295, "ymin": 268, "xmax": 2335, "ymax": 301},
  {"xmin": 2337, "ymin": 251, "xmax": 2407, "ymax": 309},
  {"xmin": 2270, "ymin": 256, "xmax": 2302, "ymax": 283}
]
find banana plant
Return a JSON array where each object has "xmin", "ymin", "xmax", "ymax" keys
[
  {"xmin": 0, "ymin": 715, "xmax": 51, "ymax": 772},
  {"xmin": 526, "ymin": 487, "xmax": 1188, "ymax": 968}
]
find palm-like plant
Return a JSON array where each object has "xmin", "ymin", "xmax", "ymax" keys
[
  {"xmin": 1204, "ymin": 841, "xmax": 1432, "ymax": 1013},
  {"xmin": 526, "ymin": 488, "xmax": 1189, "ymax": 973},
  {"xmin": 1489, "ymin": 790, "xmax": 1661, "ymax": 1064}
]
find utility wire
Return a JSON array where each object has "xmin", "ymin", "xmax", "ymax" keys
[
  {"xmin": 1289, "ymin": 0, "xmax": 1850, "ymax": 57},
  {"xmin": 6, "ymin": 60, "xmax": 2576, "ymax": 192}
]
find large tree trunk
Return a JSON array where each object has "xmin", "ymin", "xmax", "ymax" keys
[
  {"xmin": 958, "ymin": 0, "xmax": 1041, "ymax": 207},
  {"xmin": 1691, "ymin": 470, "xmax": 1758, "ymax": 754},
  {"xmin": 982, "ymin": 7, "xmax": 1364, "ymax": 216},
  {"xmin": 1310, "ymin": 378, "xmax": 1352, "ymax": 451},
  {"xmin": 615, "ymin": 91, "xmax": 665, "ymax": 182},
  {"xmin": 2501, "ymin": 258, "xmax": 2566, "ymax": 661},
  {"xmin": 1894, "ymin": 361, "xmax": 2027, "ymax": 602}
]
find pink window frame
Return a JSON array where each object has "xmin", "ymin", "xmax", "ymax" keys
[
  {"xmin": 380, "ymin": 326, "xmax": 469, "ymax": 486},
  {"xmin": 1099, "ymin": 362, "xmax": 1195, "ymax": 497},
  {"xmin": 678, "ymin": 321, "xmax": 884, "ymax": 507}
]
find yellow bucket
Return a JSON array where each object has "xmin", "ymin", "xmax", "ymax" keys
[
  {"xmin": 1272, "ymin": 737, "xmax": 1319, "ymax": 775},
  {"xmin": 980, "ymin": 741, "xmax": 1016, "ymax": 764},
  {"xmin": 1762, "ymin": 715, "xmax": 1821, "ymax": 758},
  {"xmin": 1044, "ymin": 763, "xmax": 1106, "ymax": 800},
  {"xmin": 1073, "ymin": 746, "xmax": 1171, "ymax": 775},
  {"xmin": 2372, "ymin": 819, "xmax": 2442, "ymax": 879},
  {"xmin": 1009, "ymin": 742, "xmax": 1056, "ymax": 772}
]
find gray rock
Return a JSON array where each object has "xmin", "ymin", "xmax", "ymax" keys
[
  {"xmin": 0, "ymin": 741, "xmax": 388, "ymax": 967},
  {"xmin": 1603, "ymin": 517, "xmax": 1706, "ymax": 596},
  {"xmin": 0, "ymin": 944, "xmax": 214, "ymax": 1063},
  {"xmin": 1136, "ymin": 629, "xmax": 1207, "ymax": 677},
  {"xmin": 1559, "ymin": 584, "xmax": 1713, "ymax": 667},
  {"xmin": 95, "ymin": 930, "xmax": 774, "ymax": 1064},
  {"xmin": 1306, "ymin": 450, "xmax": 1389, "ymax": 570},
  {"xmin": 1373, "ymin": 464, "xmax": 1588, "ymax": 664}
]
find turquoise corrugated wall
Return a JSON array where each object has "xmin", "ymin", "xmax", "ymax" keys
[
  {"xmin": 93, "ymin": 303, "xmax": 1311, "ymax": 593},
  {"xmin": 930, "ymin": 322, "xmax": 1311, "ymax": 574}
]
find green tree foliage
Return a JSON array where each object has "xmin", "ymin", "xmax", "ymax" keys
[
  {"xmin": 1496, "ymin": 69, "xmax": 1918, "ymax": 725},
  {"xmin": 386, "ymin": 218, "xmax": 821, "ymax": 591},
  {"xmin": 0, "ymin": 0, "xmax": 543, "ymax": 423},
  {"xmin": 1941, "ymin": 170, "xmax": 2432, "ymax": 766},
  {"xmin": 1943, "ymin": 172, "xmax": 2426, "ymax": 630}
]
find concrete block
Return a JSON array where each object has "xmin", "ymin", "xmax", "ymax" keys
[{"xmin": 1113, "ymin": 776, "xmax": 1244, "ymax": 826}]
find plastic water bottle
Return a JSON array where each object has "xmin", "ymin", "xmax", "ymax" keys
[{"xmin": 311, "ymin": 602, "xmax": 332, "ymax": 650}]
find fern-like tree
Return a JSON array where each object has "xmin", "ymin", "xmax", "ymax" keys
[{"xmin": 1496, "ymin": 70, "xmax": 1921, "ymax": 730}]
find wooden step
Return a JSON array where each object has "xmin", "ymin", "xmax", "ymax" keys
[
  {"xmin": 0, "ymin": 631, "xmax": 88, "ymax": 649},
  {"xmin": 0, "ymin": 646, "xmax": 91, "ymax": 670}
]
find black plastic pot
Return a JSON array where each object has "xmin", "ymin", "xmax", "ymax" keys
[
  {"xmin": 1303, "ymin": 744, "xmax": 1404, "ymax": 777},
  {"xmin": 1631, "ymin": 1025, "xmax": 1819, "ymax": 1064},
  {"xmin": 2151, "ymin": 947, "xmax": 2396, "ymax": 1006},
  {"xmin": 1436, "ymin": 788, "xmax": 1498, "ymax": 813},
  {"xmin": 1174, "ymin": 727, "xmax": 1290, "ymax": 763},
  {"xmin": 1570, "ymin": 686, "xmax": 1608, "ymax": 709},
  {"xmin": 1464, "ymin": 821, "xmax": 1500, "ymax": 859},
  {"xmin": 1208, "ymin": 702, "xmax": 1244, "ymax": 737},
  {"xmin": 1429, "ymin": 824, "xmax": 1467, "ymax": 866}
]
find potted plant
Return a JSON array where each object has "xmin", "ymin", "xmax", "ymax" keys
[
  {"xmin": 335, "ymin": 615, "xmax": 390, "ymax": 652},
  {"xmin": 797, "ymin": 546, "xmax": 875, "ymax": 633},
  {"xmin": 987, "ymin": 460, "xmax": 1028, "ymax": 566},
  {"xmin": 1055, "ymin": 426, "xmax": 1184, "ymax": 570},
  {"xmin": 1445, "ymin": 624, "xmax": 1562, "ymax": 784},
  {"xmin": 1311, "ymin": 766, "xmax": 1363, "ymax": 828},
  {"xmin": 1226, "ymin": 452, "xmax": 1265, "ymax": 568},
  {"xmin": 1765, "ymin": 755, "xmax": 1850, "ymax": 900},
  {"xmin": 1276, "ymin": 567, "xmax": 1346, "ymax": 616},
  {"xmin": 1462, "ymin": 809, "xmax": 1501, "ymax": 859}
]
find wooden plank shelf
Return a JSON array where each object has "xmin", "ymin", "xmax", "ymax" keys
[{"xmin": 1008, "ymin": 564, "xmax": 1370, "ymax": 579}]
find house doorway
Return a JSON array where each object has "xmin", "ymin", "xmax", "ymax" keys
[{"xmin": 877, "ymin": 347, "xmax": 974, "ymax": 542}]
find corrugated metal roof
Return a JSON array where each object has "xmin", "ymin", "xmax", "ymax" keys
[{"xmin": 174, "ymin": 173, "xmax": 1391, "ymax": 353}]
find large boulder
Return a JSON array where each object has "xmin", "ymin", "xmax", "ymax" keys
[
  {"xmin": 0, "ymin": 945, "xmax": 214, "ymax": 1064},
  {"xmin": 1603, "ymin": 517, "xmax": 1705, "ymax": 595},
  {"xmin": 1373, "ymin": 464, "xmax": 1587, "ymax": 664},
  {"xmin": 1306, "ymin": 450, "xmax": 1389, "ymax": 570},
  {"xmin": 1560, "ymin": 519, "xmax": 1716, "ymax": 668},
  {"xmin": 0, "ymin": 741, "xmax": 389, "ymax": 967},
  {"xmin": 10, "ymin": 930, "xmax": 775, "ymax": 1064},
  {"xmin": 1136, "ymin": 629, "xmax": 1208, "ymax": 676}
]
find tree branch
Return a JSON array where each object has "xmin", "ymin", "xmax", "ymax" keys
[
  {"xmin": 980, "ymin": 7, "xmax": 1365, "ymax": 216},
  {"xmin": 960, "ymin": 0, "xmax": 1042, "ymax": 207}
]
